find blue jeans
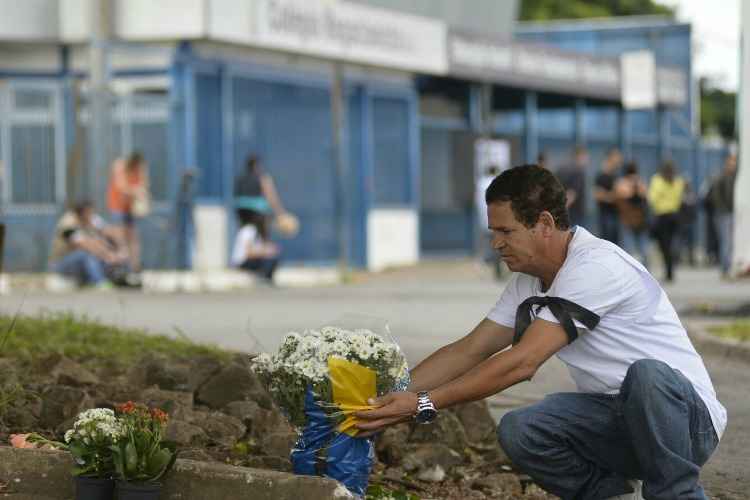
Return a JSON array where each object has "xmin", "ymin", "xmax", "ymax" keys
[
  {"xmin": 622, "ymin": 227, "xmax": 650, "ymax": 269},
  {"xmin": 714, "ymin": 213, "xmax": 734, "ymax": 274},
  {"xmin": 498, "ymin": 359, "xmax": 718, "ymax": 500},
  {"xmin": 52, "ymin": 250, "xmax": 106, "ymax": 285},
  {"xmin": 598, "ymin": 211, "xmax": 621, "ymax": 245}
]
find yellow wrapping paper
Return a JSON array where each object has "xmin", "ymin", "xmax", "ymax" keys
[{"xmin": 328, "ymin": 357, "xmax": 376, "ymax": 436}]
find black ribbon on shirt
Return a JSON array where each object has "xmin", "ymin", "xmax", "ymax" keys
[{"xmin": 513, "ymin": 296, "xmax": 601, "ymax": 346}]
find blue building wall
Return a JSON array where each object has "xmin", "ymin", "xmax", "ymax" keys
[{"xmin": 517, "ymin": 19, "xmax": 694, "ymax": 141}]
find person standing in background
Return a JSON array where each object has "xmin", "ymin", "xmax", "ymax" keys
[
  {"xmin": 234, "ymin": 155, "xmax": 287, "ymax": 223},
  {"xmin": 107, "ymin": 152, "xmax": 149, "ymax": 272},
  {"xmin": 648, "ymin": 161, "xmax": 685, "ymax": 283},
  {"xmin": 615, "ymin": 161, "xmax": 650, "ymax": 268},
  {"xmin": 556, "ymin": 146, "xmax": 589, "ymax": 228},
  {"xmin": 594, "ymin": 148, "xmax": 623, "ymax": 244},
  {"xmin": 476, "ymin": 165, "xmax": 503, "ymax": 279},
  {"xmin": 710, "ymin": 153, "xmax": 737, "ymax": 278},
  {"xmin": 678, "ymin": 180, "xmax": 698, "ymax": 267}
]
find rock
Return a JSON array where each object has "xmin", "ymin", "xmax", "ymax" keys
[
  {"xmin": 416, "ymin": 464, "xmax": 446, "ymax": 482},
  {"xmin": 251, "ymin": 407, "xmax": 293, "ymax": 438},
  {"xmin": 408, "ymin": 411, "xmax": 469, "ymax": 454},
  {"xmin": 260, "ymin": 431, "xmax": 297, "ymax": 458},
  {"xmin": 224, "ymin": 400, "xmax": 263, "ymax": 433},
  {"xmin": 39, "ymin": 385, "xmax": 92, "ymax": 429},
  {"xmin": 3, "ymin": 403, "xmax": 40, "ymax": 431},
  {"xmin": 196, "ymin": 364, "xmax": 266, "ymax": 410},
  {"xmin": 471, "ymin": 472, "xmax": 521, "ymax": 495},
  {"xmin": 375, "ymin": 423, "xmax": 410, "ymax": 466},
  {"xmin": 139, "ymin": 386, "xmax": 194, "ymax": 420},
  {"xmin": 127, "ymin": 354, "xmax": 190, "ymax": 391},
  {"xmin": 401, "ymin": 444, "xmax": 463, "ymax": 473},
  {"xmin": 450, "ymin": 400, "xmax": 497, "ymax": 445},
  {"xmin": 192, "ymin": 411, "xmax": 247, "ymax": 447},
  {"xmin": 245, "ymin": 455, "xmax": 293, "ymax": 472},
  {"xmin": 186, "ymin": 356, "xmax": 223, "ymax": 392},
  {"xmin": 166, "ymin": 420, "xmax": 209, "ymax": 447},
  {"xmin": 42, "ymin": 355, "xmax": 98, "ymax": 387},
  {"xmin": 177, "ymin": 448, "xmax": 216, "ymax": 462}
]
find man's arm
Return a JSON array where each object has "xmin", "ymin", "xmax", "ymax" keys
[
  {"xmin": 408, "ymin": 319, "xmax": 514, "ymax": 392},
  {"xmin": 356, "ymin": 318, "xmax": 568, "ymax": 431}
]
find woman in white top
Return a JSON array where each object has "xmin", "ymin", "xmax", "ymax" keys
[{"xmin": 231, "ymin": 209, "xmax": 280, "ymax": 282}]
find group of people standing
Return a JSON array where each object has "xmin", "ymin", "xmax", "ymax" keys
[{"xmin": 554, "ymin": 147, "xmax": 737, "ymax": 283}]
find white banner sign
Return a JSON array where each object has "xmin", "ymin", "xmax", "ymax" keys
[
  {"xmin": 620, "ymin": 50, "xmax": 657, "ymax": 109},
  {"xmin": 256, "ymin": 0, "xmax": 446, "ymax": 74}
]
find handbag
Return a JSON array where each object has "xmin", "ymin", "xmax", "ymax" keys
[{"xmin": 131, "ymin": 192, "xmax": 151, "ymax": 217}]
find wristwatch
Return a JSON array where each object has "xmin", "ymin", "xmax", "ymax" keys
[{"xmin": 414, "ymin": 391, "xmax": 438, "ymax": 424}]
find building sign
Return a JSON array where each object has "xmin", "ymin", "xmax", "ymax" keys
[
  {"xmin": 620, "ymin": 50, "xmax": 657, "ymax": 109},
  {"xmin": 657, "ymin": 66, "xmax": 688, "ymax": 107},
  {"xmin": 448, "ymin": 30, "xmax": 621, "ymax": 101},
  {"xmin": 255, "ymin": 0, "xmax": 446, "ymax": 74}
]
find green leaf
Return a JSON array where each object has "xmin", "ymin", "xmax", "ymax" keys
[{"xmin": 124, "ymin": 442, "xmax": 138, "ymax": 476}]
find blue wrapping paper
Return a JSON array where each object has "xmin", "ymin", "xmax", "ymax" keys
[{"xmin": 291, "ymin": 388, "xmax": 374, "ymax": 497}]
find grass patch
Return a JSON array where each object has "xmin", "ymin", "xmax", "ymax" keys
[
  {"xmin": 0, "ymin": 312, "xmax": 233, "ymax": 367},
  {"xmin": 708, "ymin": 320, "xmax": 750, "ymax": 342}
]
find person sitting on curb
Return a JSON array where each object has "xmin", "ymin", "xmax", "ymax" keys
[
  {"xmin": 356, "ymin": 164, "xmax": 726, "ymax": 500},
  {"xmin": 230, "ymin": 208, "xmax": 280, "ymax": 284},
  {"xmin": 49, "ymin": 200, "xmax": 131, "ymax": 289}
]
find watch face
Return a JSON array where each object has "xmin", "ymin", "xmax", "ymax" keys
[{"xmin": 416, "ymin": 408, "xmax": 437, "ymax": 424}]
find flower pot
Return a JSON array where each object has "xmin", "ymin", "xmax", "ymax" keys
[
  {"xmin": 74, "ymin": 476, "xmax": 115, "ymax": 500},
  {"xmin": 115, "ymin": 481, "xmax": 162, "ymax": 500}
]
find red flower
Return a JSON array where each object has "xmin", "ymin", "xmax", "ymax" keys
[
  {"xmin": 150, "ymin": 408, "xmax": 168, "ymax": 424},
  {"xmin": 116, "ymin": 401, "xmax": 137, "ymax": 414}
]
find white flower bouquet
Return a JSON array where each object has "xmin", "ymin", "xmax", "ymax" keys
[
  {"xmin": 64, "ymin": 408, "xmax": 126, "ymax": 477},
  {"xmin": 251, "ymin": 323, "xmax": 409, "ymax": 496}
]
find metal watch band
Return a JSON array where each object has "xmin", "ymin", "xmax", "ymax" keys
[{"xmin": 416, "ymin": 391, "xmax": 436, "ymax": 413}]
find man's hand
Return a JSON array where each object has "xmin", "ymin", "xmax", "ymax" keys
[{"xmin": 355, "ymin": 391, "xmax": 418, "ymax": 432}]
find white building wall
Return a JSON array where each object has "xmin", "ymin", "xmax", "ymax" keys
[
  {"xmin": 0, "ymin": 0, "xmax": 58, "ymax": 41},
  {"xmin": 367, "ymin": 209, "xmax": 419, "ymax": 271},
  {"xmin": 114, "ymin": 0, "xmax": 205, "ymax": 40}
]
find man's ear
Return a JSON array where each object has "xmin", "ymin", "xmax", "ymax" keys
[{"xmin": 537, "ymin": 211, "xmax": 556, "ymax": 236}]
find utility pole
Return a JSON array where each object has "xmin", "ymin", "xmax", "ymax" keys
[
  {"xmin": 734, "ymin": 0, "xmax": 750, "ymax": 275},
  {"xmin": 89, "ymin": 0, "xmax": 113, "ymax": 209},
  {"xmin": 331, "ymin": 62, "xmax": 349, "ymax": 276}
]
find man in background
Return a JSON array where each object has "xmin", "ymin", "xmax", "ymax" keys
[
  {"xmin": 594, "ymin": 148, "xmax": 623, "ymax": 244},
  {"xmin": 557, "ymin": 146, "xmax": 589, "ymax": 228}
]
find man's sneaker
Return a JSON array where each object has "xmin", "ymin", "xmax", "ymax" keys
[
  {"xmin": 605, "ymin": 480, "xmax": 644, "ymax": 500},
  {"xmin": 93, "ymin": 281, "xmax": 115, "ymax": 292}
]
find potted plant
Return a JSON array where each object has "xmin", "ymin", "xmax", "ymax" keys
[
  {"xmin": 64, "ymin": 408, "xmax": 126, "ymax": 500},
  {"xmin": 111, "ymin": 401, "xmax": 176, "ymax": 500}
]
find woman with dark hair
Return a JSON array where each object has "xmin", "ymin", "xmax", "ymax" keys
[
  {"xmin": 615, "ymin": 161, "xmax": 650, "ymax": 268},
  {"xmin": 230, "ymin": 208, "xmax": 280, "ymax": 282},
  {"xmin": 234, "ymin": 155, "xmax": 298, "ymax": 237},
  {"xmin": 648, "ymin": 161, "xmax": 685, "ymax": 282}
]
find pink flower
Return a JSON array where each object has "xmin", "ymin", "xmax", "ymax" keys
[{"xmin": 9, "ymin": 434, "xmax": 37, "ymax": 449}]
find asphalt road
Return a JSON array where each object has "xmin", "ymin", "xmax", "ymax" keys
[{"xmin": 2, "ymin": 262, "xmax": 748, "ymax": 498}]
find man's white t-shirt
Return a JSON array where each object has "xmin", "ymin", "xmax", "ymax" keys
[{"xmin": 487, "ymin": 227, "xmax": 727, "ymax": 438}]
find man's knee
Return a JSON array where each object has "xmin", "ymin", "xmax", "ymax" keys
[
  {"xmin": 622, "ymin": 359, "xmax": 675, "ymax": 401},
  {"xmin": 497, "ymin": 409, "xmax": 531, "ymax": 461}
]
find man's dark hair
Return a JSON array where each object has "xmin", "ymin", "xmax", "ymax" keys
[
  {"xmin": 485, "ymin": 164, "xmax": 570, "ymax": 230},
  {"xmin": 624, "ymin": 161, "xmax": 639, "ymax": 176}
]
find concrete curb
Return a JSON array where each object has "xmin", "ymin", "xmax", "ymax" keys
[
  {"xmin": 0, "ymin": 267, "xmax": 341, "ymax": 295},
  {"xmin": 685, "ymin": 321, "xmax": 750, "ymax": 366},
  {"xmin": 0, "ymin": 447, "xmax": 354, "ymax": 500}
]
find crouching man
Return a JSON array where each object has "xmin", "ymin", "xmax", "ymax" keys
[{"xmin": 357, "ymin": 164, "xmax": 725, "ymax": 500}]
